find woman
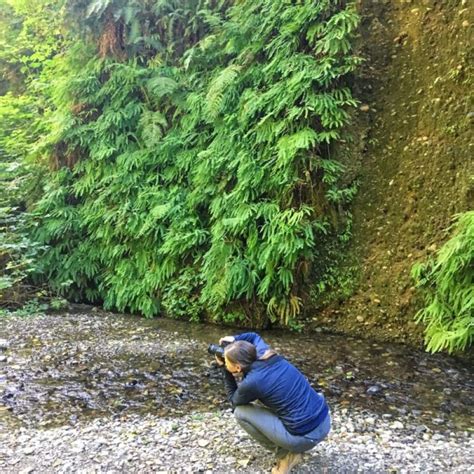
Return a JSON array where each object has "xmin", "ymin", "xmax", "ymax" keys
[{"xmin": 215, "ymin": 332, "xmax": 330, "ymax": 474}]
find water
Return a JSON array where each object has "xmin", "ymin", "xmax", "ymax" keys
[{"xmin": 0, "ymin": 309, "xmax": 472, "ymax": 432}]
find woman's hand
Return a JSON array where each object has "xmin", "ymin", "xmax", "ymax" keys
[
  {"xmin": 215, "ymin": 355, "xmax": 225, "ymax": 366},
  {"xmin": 219, "ymin": 335, "xmax": 235, "ymax": 345}
]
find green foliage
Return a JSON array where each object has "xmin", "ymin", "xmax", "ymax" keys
[
  {"xmin": 161, "ymin": 268, "xmax": 204, "ymax": 322},
  {"xmin": 412, "ymin": 211, "xmax": 474, "ymax": 354},
  {"xmin": 26, "ymin": 0, "xmax": 361, "ymax": 326},
  {"xmin": 0, "ymin": 0, "xmax": 67, "ymax": 309}
]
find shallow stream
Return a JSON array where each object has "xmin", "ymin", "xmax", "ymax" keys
[{"xmin": 0, "ymin": 308, "xmax": 472, "ymax": 433}]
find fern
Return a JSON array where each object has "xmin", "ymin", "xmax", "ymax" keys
[
  {"xmin": 412, "ymin": 212, "xmax": 474, "ymax": 353},
  {"xmin": 205, "ymin": 64, "xmax": 242, "ymax": 119},
  {"xmin": 28, "ymin": 0, "xmax": 361, "ymax": 327}
]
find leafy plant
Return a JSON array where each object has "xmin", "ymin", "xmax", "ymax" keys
[
  {"xmin": 412, "ymin": 211, "xmax": 474, "ymax": 353},
  {"xmin": 25, "ymin": 0, "xmax": 361, "ymax": 327},
  {"xmin": 0, "ymin": 0, "xmax": 67, "ymax": 310}
]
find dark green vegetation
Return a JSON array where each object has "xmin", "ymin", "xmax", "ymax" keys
[
  {"xmin": 0, "ymin": 1, "xmax": 472, "ymax": 353},
  {"xmin": 2, "ymin": 0, "xmax": 361, "ymax": 325}
]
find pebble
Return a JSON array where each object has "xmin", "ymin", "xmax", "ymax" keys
[{"xmin": 367, "ymin": 385, "xmax": 382, "ymax": 395}]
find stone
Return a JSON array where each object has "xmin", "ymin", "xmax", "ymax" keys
[
  {"xmin": 367, "ymin": 385, "xmax": 382, "ymax": 395},
  {"xmin": 19, "ymin": 468, "xmax": 34, "ymax": 474},
  {"xmin": 0, "ymin": 339, "xmax": 9, "ymax": 351},
  {"xmin": 360, "ymin": 104, "xmax": 370, "ymax": 112}
]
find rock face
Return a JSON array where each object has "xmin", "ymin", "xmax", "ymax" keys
[{"xmin": 313, "ymin": 1, "xmax": 474, "ymax": 346}]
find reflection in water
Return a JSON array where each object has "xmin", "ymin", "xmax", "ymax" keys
[{"xmin": 0, "ymin": 311, "xmax": 472, "ymax": 431}]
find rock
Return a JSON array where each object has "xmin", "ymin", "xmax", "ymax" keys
[
  {"xmin": 367, "ymin": 385, "xmax": 382, "ymax": 395},
  {"xmin": 0, "ymin": 339, "xmax": 9, "ymax": 351},
  {"xmin": 360, "ymin": 104, "xmax": 370, "ymax": 112},
  {"xmin": 71, "ymin": 441, "xmax": 85, "ymax": 453},
  {"xmin": 462, "ymin": 20, "xmax": 469, "ymax": 28},
  {"xmin": 0, "ymin": 355, "xmax": 7, "ymax": 362},
  {"xmin": 1, "ymin": 313, "xmax": 473, "ymax": 473},
  {"xmin": 19, "ymin": 468, "xmax": 34, "ymax": 474}
]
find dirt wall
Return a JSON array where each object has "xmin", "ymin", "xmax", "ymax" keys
[{"xmin": 312, "ymin": 0, "xmax": 473, "ymax": 346}]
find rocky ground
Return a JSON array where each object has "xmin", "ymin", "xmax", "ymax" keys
[
  {"xmin": 0, "ymin": 311, "xmax": 472, "ymax": 473},
  {"xmin": 1, "ymin": 407, "xmax": 472, "ymax": 473}
]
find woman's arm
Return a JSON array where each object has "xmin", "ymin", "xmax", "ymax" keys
[{"xmin": 222, "ymin": 370, "xmax": 258, "ymax": 407}]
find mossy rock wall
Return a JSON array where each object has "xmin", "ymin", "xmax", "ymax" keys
[{"xmin": 313, "ymin": 0, "xmax": 473, "ymax": 346}]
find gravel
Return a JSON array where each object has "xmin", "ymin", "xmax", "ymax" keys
[
  {"xmin": 1, "ymin": 311, "xmax": 472, "ymax": 472},
  {"xmin": 1, "ymin": 407, "xmax": 472, "ymax": 473}
]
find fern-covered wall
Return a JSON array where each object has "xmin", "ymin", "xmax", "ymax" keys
[
  {"xmin": 28, "ymin": 0, "xmax": 361, "ymax": 327},
  {"xmin": 2, "ymin": 0, "xmax": 471, "ymax": 352}
]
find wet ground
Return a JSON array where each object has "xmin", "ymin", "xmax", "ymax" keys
[{"xmin": 1, "ymin": 307, "xmax": 472, "ymax": 433}]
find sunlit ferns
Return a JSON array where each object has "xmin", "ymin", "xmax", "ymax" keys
[
  {"xmin": 32, "ymin": 0, "xmax": 361, "ymax": 326},
  {"xmin": 412, "ymin": 211, "xmax": 474, "ymax": 353}
]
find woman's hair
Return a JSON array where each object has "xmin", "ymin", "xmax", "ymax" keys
[{"xmin": 224, "ymin": 341, "xmax": 257, "ymax": 371}]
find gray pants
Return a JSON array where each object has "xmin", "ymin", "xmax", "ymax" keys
[{"xmin": 234, "ymin": 404, "xmax": 331, "ymax": 459}]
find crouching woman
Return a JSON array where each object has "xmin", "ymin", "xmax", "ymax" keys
[{"xmin": 216, "ymin": 332, "xmax": 330, "ymax": 474}]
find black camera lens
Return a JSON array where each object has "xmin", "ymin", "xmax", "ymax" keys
[{"xmin": 208, "ymin": 343, "xmax": 225, "ymax": 358}]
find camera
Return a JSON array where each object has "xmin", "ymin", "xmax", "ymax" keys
[{"xmin": 207, "ymin": 340, "xmax": 231, "ymax": 360}]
